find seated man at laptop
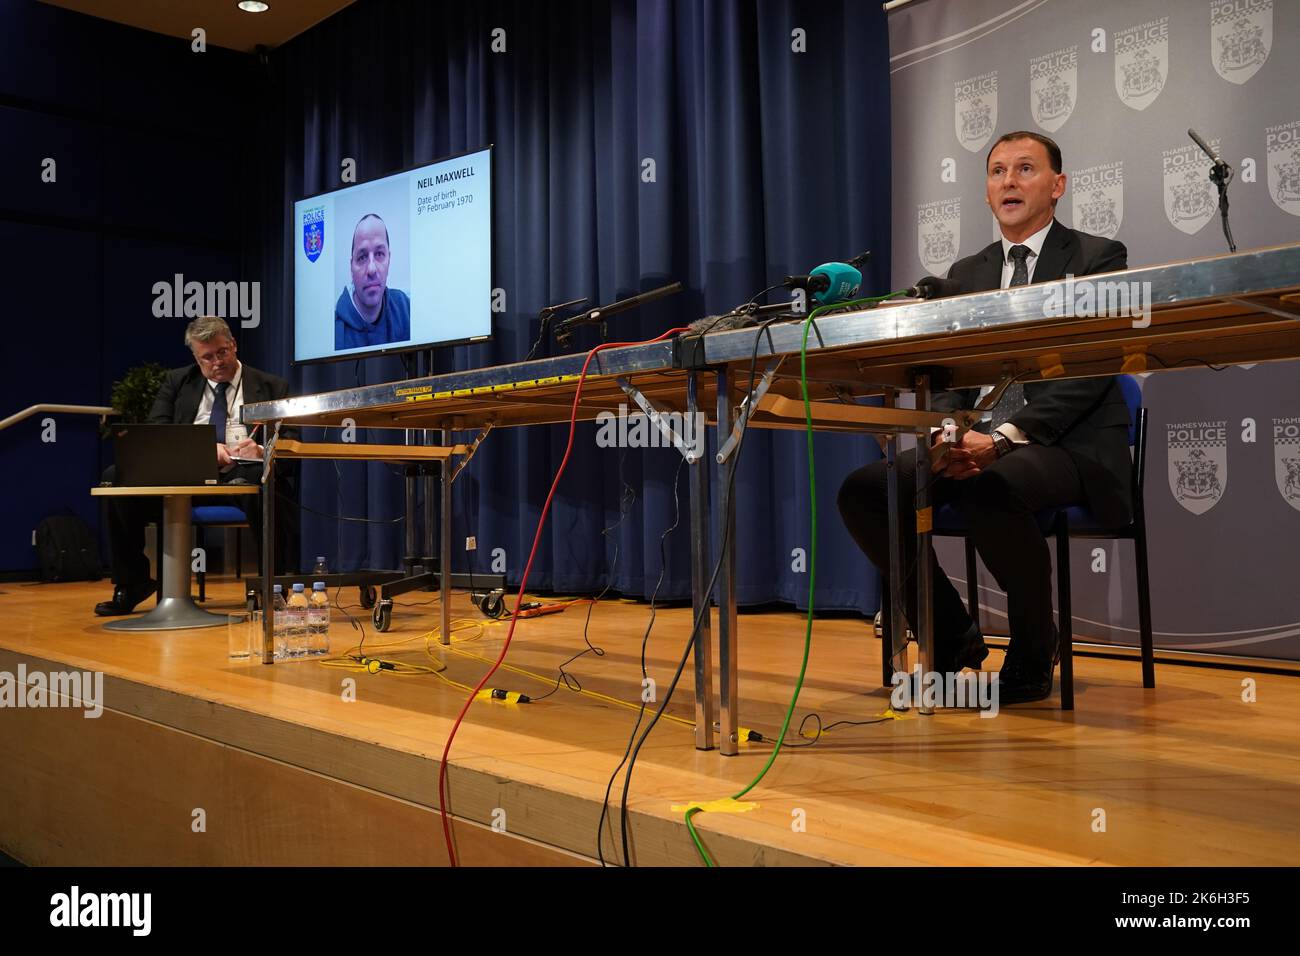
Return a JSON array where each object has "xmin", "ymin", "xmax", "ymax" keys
[{"xmin": 96, "ymin": 316, "xmax": 298, "ymax": 615}]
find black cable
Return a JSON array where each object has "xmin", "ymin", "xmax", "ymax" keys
[
  {"xmin": 594, "ymin": 453, "xmax": 686, "ymax": 865},
  {"xmin": 532, "ymin": 450, "xmax": 637, "ymax": 703},
  {"xmin": 781, "ymin": 712, "xmax": 898, "ymax": 748},
  {"xmin": 331, "ymin": 585, "xmax": 369, "ymax": 659},
  {"xmin": 279, "ymin": 492, "xmax": 404, "ymax": 525},
  {"xmin": 1145, "ymin": 353, "xmax": 1231, "ymax": 373},
  {"xmin": 524, "ymin": 313, "xmax": 554, "ymax": 364},
  {"xmin": 608, "ymin": 314, "xmax": 782, "ymax": 867}
]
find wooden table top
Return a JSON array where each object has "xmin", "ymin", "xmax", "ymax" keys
[{"xmin": 91, "ymin": 485, "xmax": 260, "ymax": 496}]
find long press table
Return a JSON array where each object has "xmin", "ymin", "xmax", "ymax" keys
[{"xmin": 243, "ymin": 242, "xmax": 1300, "ymax": 754}]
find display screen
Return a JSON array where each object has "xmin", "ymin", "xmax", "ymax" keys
[{"xmin": 292, "ymin": 146, "xmax": 491, "ymax": 363}]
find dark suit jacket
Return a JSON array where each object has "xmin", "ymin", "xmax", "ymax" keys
[
  {"xmin": 939, "ymin": 218, "xmax": 1134, "ymax": 527},
  {"xmin": 149, "ymin": 363, "xmax": 290, "ymax": 427},
  {"xmin": 148, "ymin": 363, "xmax": 299, "ymax": 483}
]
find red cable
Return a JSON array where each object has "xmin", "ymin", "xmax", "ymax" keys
[{"xmin": 437, "ymin": 327, "xmax": 690, "ymax": 865}]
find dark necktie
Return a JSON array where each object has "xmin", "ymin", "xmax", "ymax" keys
[
  {"xmin": 992, "ymin": 245, "xmax": 1033, "ymax": 428},
  {"xmin": 211, "ymin": 381, "xmax": 230, "ymax": 444},
  {"xmin": 1008, "ymin": 243, "xmax": 1032, "ymax": 287}
]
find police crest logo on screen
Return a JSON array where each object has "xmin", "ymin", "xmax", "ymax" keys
[
  {"xmin": 1274, "ymin": 417, "xmax": 1300, "ymax": 512},
  {"xmin": 1162, "ymin": 143, "xmax": 1218, "ymax": 235},
  {"xmin": 1114, "ymin": 18, "xmax": 1169, "ymax": 111},
  {"xmin": 1071, "ymin": 162, "xmax": 1123, "ymax": 239},
  {"xmin": 302, "ymin": 206, "xmax": 325, "ymax": 263},
  {"xmin": 1211, "ymin": 0, "xmax": 1272, "ymax": 85},
  {"xmin": 1030, "ymin": 47, "xmax": 1077, "ymax": 134},
  {"xmin": 1265, "ymin": 120, "xmax": 1300, "ymax": 217},
  {"xmin": 1167, "ymin": 421, "xmax": 1228, "ymax": 515},
  {"xmin": 917, "ymin": 198, "xmax": 960, "ymax": 276},
  {"xmin": 954, "ymin": 72, "xmax": 997, "ymax": 153}
]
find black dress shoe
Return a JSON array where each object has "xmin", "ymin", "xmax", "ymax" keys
[
  {"xmin": 934, "ymin": 623, "xmax": 989, "ymax": 674},
  {"xmin": 998, "ymin": 628, "xmax": 1059, "ymax": 704},
  {"xmin": 94, "ymin": 580, "xmax": 156, "ymax": 617},
  {"xmin": 997, "ymin": 659, "xmax": 1053, "ymax": 703}
]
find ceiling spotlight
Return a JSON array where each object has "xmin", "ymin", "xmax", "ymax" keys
[{"xmin": 238, "ymin": 1, "xmax": 270, "ymax": 12}]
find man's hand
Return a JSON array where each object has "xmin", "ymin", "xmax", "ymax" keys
[
  {"xmin": 230, "ymin": 438, "xmax": 264, "ymax": 461},
  {"xmin": 937, "ymin": 430, "xmax": 997, "ymax": 480},
  {"xmin": 216, "ymin": 443, "xmax": 234, "ymax": 467}
]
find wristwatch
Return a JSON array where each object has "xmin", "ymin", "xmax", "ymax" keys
[{"xmin": 992, "ymin": 431, "xmax": 1014, "ymax": 458}]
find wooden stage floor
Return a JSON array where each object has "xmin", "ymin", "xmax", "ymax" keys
[{"xmin": 2, "ymin": 577, "xmax": 1299, "ymax": 867}]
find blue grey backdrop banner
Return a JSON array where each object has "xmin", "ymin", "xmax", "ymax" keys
[{"xmin": 886, "ymin": 0, "xmax": 1300, "ymax": 660}]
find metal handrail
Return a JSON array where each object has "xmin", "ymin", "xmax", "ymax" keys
[{"xmin": 0, "ymin": 404, "xmax": 117, "ymax": 432}]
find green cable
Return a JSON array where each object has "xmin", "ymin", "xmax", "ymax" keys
[{"xmin": 684, "ymin": 289, "xmax": 910, "ymax": 866}]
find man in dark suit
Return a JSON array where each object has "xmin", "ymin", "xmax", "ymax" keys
[
  {"xmin": 838, "ymin": 131, "xmax": 1133, "ymax": 703},
  {"xmin": 96, "ymin": 316, "xmax": 299, "ymax": 615}
]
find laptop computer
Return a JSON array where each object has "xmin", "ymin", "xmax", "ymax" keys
[{"xmin": 113, "ymin": 424, "xmax": 219, "ymax": 487}]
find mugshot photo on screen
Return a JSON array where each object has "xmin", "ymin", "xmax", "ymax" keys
[{"xmin": 333, "ymin": 180, "xmax": 411, "ymax": 352}]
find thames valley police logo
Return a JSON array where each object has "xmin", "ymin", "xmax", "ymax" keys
[
  {"xmin": 1114, "ymin": 18, "xmax": 1169, "ymax": 111},
  {"xmin": 1167, "ymin": 421, "xmax": 1228, "ymax": 515},
  {"xmin": 1071, "ymin": 162, "xmax": 1123, "ymax": 239},
  {"xmin": 1275, "ymin": 417, "xmax": 1300, "ymax": 512},
  {"xmin": 1162, "ymin": 144, "xmax": 1218, "ymax": 235},
  {"xmin": 302, "ymin": 206, "xmax": 325, "ymax": 263},
  {"xmin": 954, "ymin": 72, "xmax": 997, "ymax": 153},
  {"xmin": 917, "ymin": 197, "xmax": 960, "ymax": 277},
  {"xmin": 1030, "ymin": 46, "xmax": 1077, "ymax": 134},
  {"xmin": 1211, "ymin": 0, "xmax": 1272, "ymax": 85},
  {"xmin": 1265, "ymin": 121, "xmax": 1300, "ymax": 217}
]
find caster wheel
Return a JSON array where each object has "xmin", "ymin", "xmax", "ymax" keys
[
  {"xmin": 359, "ymin": 585, "xmax": 377, "ymax": 609},
  {"xmin": 476, "ymin": 590, "xmax": 506, "ymax": 619},
  {"xmin": 373, "ymin": 600, "xmax": 392, "ymax": 632}
]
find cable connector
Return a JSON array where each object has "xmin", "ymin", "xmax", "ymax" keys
[{"xmin": 477, "ymin": 688, "xmax": 532, "ymax": 704}]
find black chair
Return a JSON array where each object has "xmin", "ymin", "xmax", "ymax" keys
[{"xmin": 929, "ymin": 374, "xmax": 1155, "ymax": 709}]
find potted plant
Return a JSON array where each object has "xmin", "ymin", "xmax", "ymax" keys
[{"xmin": 108, "ymin": 362, "xmax": 168, "ymax": 426}]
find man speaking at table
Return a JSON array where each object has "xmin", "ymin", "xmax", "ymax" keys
[
  {"xmin": 838, "ymin": 131, "xmax": 1133, "ymax": 703},
  {"xmin": 95, "ymin": 316, "xmax": 298, "ymax": 616}
]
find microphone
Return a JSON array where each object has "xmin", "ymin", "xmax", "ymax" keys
[
  {"xmin": 1187, "ymin": 127, "xmax": 1237, "ymax": 254},
  {"xmin": 1188, "ymin": 128, "xmax": 1229, "ymax": 170},
  {"xmin": 784, "ymin": 262, "xmax": 863, "ymax": 305},
  {"xmin": 553, "ymin": 281, "xmax": 684, "ymax": 344},
  {"xmin": 909, "ymin": 276, "xmax": 964, "ymax": 300}
]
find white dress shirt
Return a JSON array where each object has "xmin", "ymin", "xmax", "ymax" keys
[
  {"xmin": 975, "ymin": 220, "xmax": 1055, "ymax": 445},
  {"xmin": 997, "ymin": 219, "xmax": 1053, "ymax": 289},
  {"xmin": 192, "ymin": 363, "xmax": 248, "ymax": 469}
]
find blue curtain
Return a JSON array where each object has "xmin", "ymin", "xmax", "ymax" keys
[{"xmin": 245, "ymin": 0, "xmax": 891, "ymax": 613}]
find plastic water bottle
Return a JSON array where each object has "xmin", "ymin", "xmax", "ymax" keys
[
  {"xmin": 272, "ymin": 584, "xmax": 288, "ymax": 661},
  {"xmin": 308, "ymin": 582, "xmax": 331, "ymax": 656},
  {"xmin": 313, "ymin": 555, "xmax": 329, "ymax": 576},
  {"xmin": 287, "ymin": 583, "xmax": 310, "ymax": 658}
]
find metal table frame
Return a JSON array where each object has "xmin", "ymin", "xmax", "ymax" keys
[{"xmin": 243, "ymin": 242, "xmax": 1300, "ymax": 752}]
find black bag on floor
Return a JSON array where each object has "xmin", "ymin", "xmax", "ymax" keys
[{"xmin": 35, "ymin": 515, "xmax": 103, "ymax": 582}]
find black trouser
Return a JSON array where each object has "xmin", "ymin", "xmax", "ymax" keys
[
  {"xmin": 101, "ymin": 464, "xmax": 299, "ymax": 591},
  {"xmin": 837, "ymin": 444, "xmax": 1082, "ymax": 667}
]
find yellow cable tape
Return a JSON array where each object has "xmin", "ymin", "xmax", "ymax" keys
[
  {"xmin": 915, "ymin": 506, "xmax": 933, "ymax": 533},
  {"xmin": 1037, "ymin": 353, "xmax": 1066, "ymax": 378},
  {"xmin": 670, "ymin": 798, "xmax": 759, "ymax": 815},
  {"xmin": 1121, "ymin": 345, "xmax": 1149, "ymax": 374}
]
